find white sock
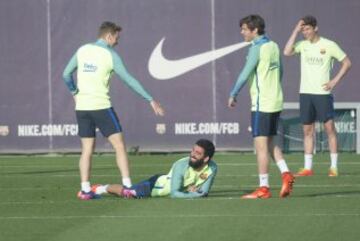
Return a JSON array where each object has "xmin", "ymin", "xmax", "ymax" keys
[
  {"xmin": 304, "ymin": 154, "xmax": 313, "ymax": 170},
  {"xmin": 95, "ymin": 184, "xmax": 109, "ymax": 195},
  {"xmin": 122, "ymin": 177, "xmax": 132, "ymax": 188},
  {"xmin": 330, "ymin": 153, "xmax": 338, "ymax": 169},
  {"xmin": 81, "ymin": 181, "xmax": 91, "ymax": 193},
  {"xmin": 276, "ymin": 160, "xmax": 289, "ymax": 173},
  {"xmin": 259, "ymin": 174, "xmax": 269, "ymax": 187}
]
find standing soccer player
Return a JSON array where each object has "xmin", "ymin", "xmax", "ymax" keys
[
  {"xmin": 283, "ymin": 16, "xmax": 351, "ymax": 177},
  {"xmin": 62, "ymin": 21, "xmax": 164, "ymax": 200},
  {"xmin": 228, "ymin": 15, "xmax": 294, "ymax": 199}
]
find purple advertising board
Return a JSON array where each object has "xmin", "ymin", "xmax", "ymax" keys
[{"xmin": 0, "ymin": 0, "xmax": 359, "ymax": 153}]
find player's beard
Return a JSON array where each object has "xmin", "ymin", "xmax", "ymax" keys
[{"xmin": 189, "ymin": 156, "xmax": 205, "ymax": 169}]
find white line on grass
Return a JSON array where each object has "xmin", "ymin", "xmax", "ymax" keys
[
  {"xmin": 0, "ymin": 213, "xmax": 359, "ymax": 220},
  {"xmin": 0, "ymin": 193, "xmax": 359, "ymax": 206},
  {"xmin": 1, "ymin": 162, "xmax": 360, "ymax": 168}
]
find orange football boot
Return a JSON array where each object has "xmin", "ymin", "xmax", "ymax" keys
[
  {"xmin": 328, "ymin": 167, "xmax": 338, "ymax": 177},
  {"xmin": 241, "ymin": 186, "xmax": 272, "ymax": 199},
  {"xmin": 280, "ymin": 172, "xmax": 295, "ymax": 198},
  {"xmin": 294, "ymin": 168, "xmax": 313, "ymax": 177}
]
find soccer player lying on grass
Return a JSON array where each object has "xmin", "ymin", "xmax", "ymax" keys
[{"xmin": 92, "ymin": 139, "xmax": 217, "ymax": 199}]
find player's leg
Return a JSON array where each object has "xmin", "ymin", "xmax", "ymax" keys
[
  {"xmin": 297, "ymin": 94, "xmax": 315, "ymax": 176},
  {"xmin": 268, "ymin": 140, "xmax": 295, "ymax": 197},
  {"xmin": 267, "ymin": 111, "xmax": 295, "ymax": 197},
  {"xmin": 242, "ymin": 112, "xmax": 271, "ymax": 199},
  {"xmin": 266, "ymin": 111, "xmax": 290, "ymax": 173},
  {"xmin": 324, "ymin": 119, "xmax": 337, "ymax": 154},
  {"xmin": 302, "ymin": 123, "xmax": 315, "ymax": 172},
  {"xmin": 75, "ymin": 111, "xmax": 99, "ymax": 200},
  {"xmin": 243, "ymin": 136, "xmax": 272, "ymax": 198},
  {"xmin": 269, "ymin": 139, "xmax": 289, "ymax": 173},
  {"xmin": 255, "ymin": 136, "xmax": 270, "ymax": 180},
  {"xmin": 105, "ymin": 184, "xmax": 122, "ymax": 196},
  {"xmin": 108, "ymin": 133, "xmax": 131, "ymax": 186},
  {"xmin": 94, "ymin": 175, "xmax": 161, "ymax": 198},
  {"xmin": 92, "ymin": 184, "xmax": 136, "ymax": 198},
  {"xmin": 94, "ymin": 107, "xmax": 132, "ymax": 187},
  {"xmin": 79, "ymin": 138, "xmax": 96, "ymax": 185},
  {"xmin": 324, "ymin": 119, "xmax": 338, "ymax": 176},
  {"xmin": 316, "ymin": 94, "xmax": 338, "ymax": 176}
]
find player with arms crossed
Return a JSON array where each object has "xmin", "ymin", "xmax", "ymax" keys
[
  {"xmin": 63, "ymin": 21, "xmax": 164, "ymax": 200},
  {"xmin": 93, "ymin": 139, "xmax": 217, "ymax": 199},
  {"xmin": 284, "ymin": 16, "xmax": 351, "ymax": 177},
  {"xmin": 228, "ymin": 15, "xmax": 295, "ymax": 199}
]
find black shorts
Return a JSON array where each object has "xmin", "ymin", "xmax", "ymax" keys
[
  {"xmin": 251, "ymin": 111, "xmax": 280, "ymax": 137},
  {"xmin": 75, "ymin": 107, "xmax": 122, "ymax": 138},
  {"xmin": 300, "ymin": 94, "xmax": 334, "ymax": 124}
]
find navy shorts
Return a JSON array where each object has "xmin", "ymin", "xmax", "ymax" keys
[
  {"xmin": 251, "ymin": 111, "xmax": 280, "ymax": 137},
  {"xmin": 75, "ymin": 107, "xmax": 122, "ymax": 138},
  {"xmin": 300, "ymin": 94, "xmax": 334, "ymax": 124},
  {"xmin": 131, "ymin": 174, "xmax": 163, "ymax": 198}
]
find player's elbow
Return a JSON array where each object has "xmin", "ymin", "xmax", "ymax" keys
[
  {"xmin": 62, "ymin": 70, "xmax": 70, "ymax": 81},
  {"xmin": 283, "ymin": 49, "xmax": 293, "ymax": 56},
  {"xmin": 345, "ymin": 57, "xmax": 352, "ymax": 69},
  {"xmin": 170, "ymin": 192, "xmax": 178, "ymax": 198}
]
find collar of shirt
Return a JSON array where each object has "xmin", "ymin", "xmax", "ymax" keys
[
  {"xmin": 252, "ymin": 35, "xmax": 270, "ymax": 46},
  {"xmin": 96, "ymin": 39, "xmax": 110, "ymax": 48}
]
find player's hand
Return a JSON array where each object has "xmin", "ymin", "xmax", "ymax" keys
[
  {"xmin": 295, "ymin": 19, "xmax": 305, "ymax": 33},
  {"xmin": 228, "ymin": 97, "xmax": 237, "ymax": 108},
  {"xmin": 322, "ymin": 80, "xmax": 336, "ymax": 91},
  {"xmin": 150, "ymin": 100, "xmax": 165, "ymax": 116},
  {"xmin": 187, "ymin": 185, "xmax": 198, "ymax": 193}
]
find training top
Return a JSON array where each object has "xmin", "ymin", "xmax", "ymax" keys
[
  {"xmin": 63, "ymin": 39, "xmax": 153, "ymax": 110},
  {"xmin": 230, "ymin": 35, "xmax": 283, "ymax": 113},
  {"xmin": 151, "ymin": 157, "xmax": 217, "ymax": 198},
  {"xmin": 294, "ymin": 37, "xmax": 346, "ymax": 95}
]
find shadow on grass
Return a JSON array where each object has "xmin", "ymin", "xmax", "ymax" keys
[
  {"xmin": 299, "ymin": 190, "xmax": 360, "ymax": 197},
  {"xmin": 208, "ymin": 189, "xmax": 254, "ymax": 197}
]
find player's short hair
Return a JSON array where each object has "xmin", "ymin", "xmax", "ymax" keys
[
  {"xmin": 239, "ymin": 14, "xmax": 265, "ymax": 35},
  {"xmin": 98, "ymin": 21, "xmax": 122, "ymax": 37},
  {"xmin": 301, "ymin": 15, "xmax": 317, "ymax": 28},
  {"xmin": 196, "ymin": 139, "xmax": 215, "ymax": 159}
]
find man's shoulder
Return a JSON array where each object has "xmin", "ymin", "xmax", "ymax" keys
[
  {"xmin": 174, "ymin": 157, "xmax": 190, "ymax": 166},
  {"xmin": 79, "ymin": 41, "xmax": 114, "ymax": 52},
  {"xmin": 319, "ymin": 37, "xmax": 341, "ymax": 49},
  {"xmin": 208, "ymin": 159, "xmax": 217, "ymax": 166},
  {"xmin": 208, "ymin": 160, "xmax": 218, "ymax": 171},
  {"xmin": 319, "ymin": 36, "xmax": 335, "ymax": 44},
  {"xmin": 260, "ymin": 40, "xmax": 279, "ymax": 51}
]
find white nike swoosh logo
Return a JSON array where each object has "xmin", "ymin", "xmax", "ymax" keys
[{"xmin": 148, "ymin": 37, "xmax": 251, "ymax": 80}]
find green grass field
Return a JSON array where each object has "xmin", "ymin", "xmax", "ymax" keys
[{"xmin": 0, "ymin": 153, "xmax": 359, "ymax": 241}]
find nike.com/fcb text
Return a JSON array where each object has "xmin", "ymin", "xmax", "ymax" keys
[{"xmin": 175, "ymin": 122, "xmax": 239, "ymax": 135}]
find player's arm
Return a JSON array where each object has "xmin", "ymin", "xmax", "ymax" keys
[
  {"xmin": 279, "ymin": 55, "xmax": 284, "ymax": 81},
  {"xmin": 283, "ymin": 20, "xmax": 304, "ymax": 56},
  {"xmin": 228, "ymin": 45, "xmax": 260, "ymax": 108},
  {"xmin": 323, "ymin": 56, "xmax": 352, "ymax": 91},
  {"xmin": 62, "ymin": 53, "xmax": 79, "ymax": 95},
  {"xmin": 170, "ymin": 163, "xmax": 204, "ymax": 198},
  {"xmin": 196, "ymin": 163, "xmax": 218, "ymax": 197},
  {"xmin": 111, "ymin": 51, "xmax": 164, "ymax": 116}
]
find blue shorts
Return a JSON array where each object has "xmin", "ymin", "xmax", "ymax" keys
[
  {"xmin": 300, "ymin": 94, "xmax": 334, "ymax": 124},
  {"xmin": 131, "ymin": 174, "xmax": 163, "ymax": 198},
  {"xmin": 76, "ymin": 107, "xmax": 122, "ymax": 138},
  {"xmin": 251, "ymin": 111, "xmax": 280, "ymax": 137}
]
